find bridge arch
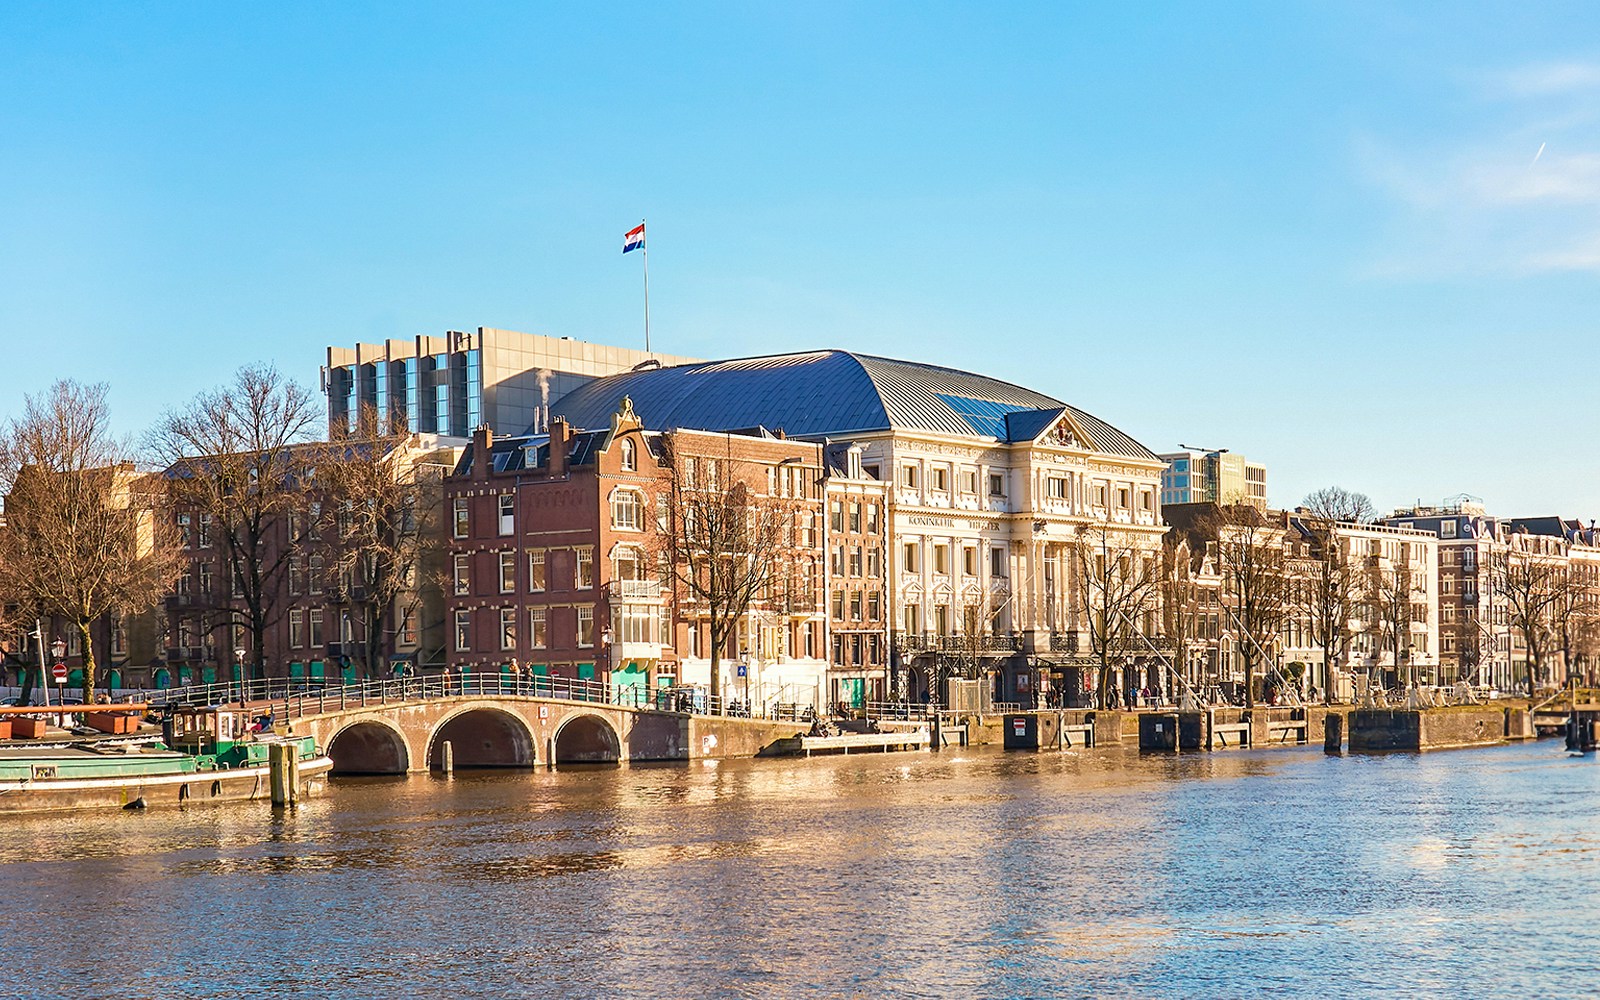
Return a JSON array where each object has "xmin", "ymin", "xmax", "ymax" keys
[
  {"xmin": 552, "ymin": 713, "xmax": 623, "ymax": 764},
  {"xmin": 426, "ymin": 705, "xmax": 538, "ymax": 771},
  {"xmin": 327, "ymin": 719, "xmax": 413, "ymax": 775}
]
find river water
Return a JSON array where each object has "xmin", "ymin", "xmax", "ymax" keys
[{"xmin": 2, "ymin": 740, "xmax": 1598, "ymax": 999}]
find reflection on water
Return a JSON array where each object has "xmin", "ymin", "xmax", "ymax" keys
[{"xmin": 3, "ymin": 741, "xmax": 1600, "ymax": 998}]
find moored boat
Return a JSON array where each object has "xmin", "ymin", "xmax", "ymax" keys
[{"xmin": 0, "ymin": 703, "xmax": 330, "ymax": 814}]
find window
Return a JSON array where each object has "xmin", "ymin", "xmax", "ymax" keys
[
  {"xmin": 832, "ymin": 590, "xmax": 846, "ymax": 620},
  {"xmin": 1140, "ymin": 490, "xmax": 1154, "ymax": 512},
  {"xmin": 867, "ymin": 546, "xmax": 881, "ymax": 577},
  {"xmin": 454, "ymin": 610, "xmax": 471, "ymax": 651},
  {"xmin": 289, "ymin": 559, "xmax": 304, "ymax": 596},
  {"xmin": 988, "ymin": 473, "xmax": 1005, "ymax": 497},
  {"xmin": 1440, "ymin": 521, "xmax": 1458, "ymax": 539},
  {"xmin": 850, "ymin": 547, "xmax": 864, "ymax": 577},
  {"xmin": 454, "ymin": 554, "xmax": 471, "ymax": 595},
  {"xmin": 866, "ymin": 503, "xmax": 880, "ymax": 533},
  {"xmin": 498, "ymin": 494, "xmax": 515, "ymax": 536},
  {"xmin": 289, "ymin": 610, "xmax": 304, "ymax": 648},
  {"xmin": 902, "ymin": 541, "xmax": 920, "ymax": 573},
  {"xmin": 177, "ymin": 513, "xmax": 192, "ymax": 547},
  {"xmin": 453, "ymin": 498, "xmax": 469, "ymax": 538},
  {"xmin": 850, "ymin": 592, "xmax": 863, "ymax": 621},
  {"xmin": 500, "ymin": 608, "xmax": 517, "ymax": 650},
  {"xmin": 613, "ymin": 545, "xmax": 645, "ymax": 582},
  {"xmin": 867, "ymin": 591, "xmax": 881, "ymax": 621},
  {"xmin": 611, "ymin": 489, "xmax": 643, "ymax": 530},
  {"xmin": 1047, "ymin": 477, "xmax": 1067, "ymax": 499},
  {"xmin": 308, "ymin": 554, "xmax": 324, "ymax": 596},
  {"xmin": 963, "ymin": 546, "xmax": 977, "ymax": 576},
  {"xmin": 399, "ymin": 609, "xmax": 417, "ymax": 646},
  {"xmin": 931, "ymin": 466, "xmax": 949, "ymax": 492},
  {"xmin": 656, "ymin": 495, "xmax": 670, "ymax": 532},
  {"xmin": 900, "ymin": 464, "xmax": 919, "ymax": 489},
  {"xmin": 199, "ymin": 563, "xmax": 213, "ymax": 596},
  {"xmin": 499, "ymin": 551, "xmax": 516, "ymax": 593},
  {"xmin": 903, "ymin": 604, "xmax": 919, "ymax": 634},
  {"xmin": 575, "ymin": 548, "xmax": 594, "ymax": 589},
  {"xmin": 830, "ymin": 500, "xmax": 844, "ymax": 532},
  {"xmin": 308, "ymin": 609, "xmax": 324, "ymax": 648},
  {"xmin": 199, "ymin": 514, "xmax": 212, "ymax": 548},
  {"xmin": 960, "ymin": 470, "xmax": 978, "ymax": 495},
  {"xmin": 530, "ymin": 608, "xmax": 547, "ymax": 648},
  {"xmin": 933, "ymin": 544, "xmax": 949, "ymax": 575},
  {"xmin": 991, "ymin": 546, "xmax": 1007, "ymax": 577},
  {"xmin": 1118, "ymin": 487, "xmax": 1131, "ymax": 509},
  {"xmin": 619, "ymin": 437, "xmax": 637, "ymax": 471},
  {"xmin": 528, "ymin": 549, "xmax": 546, "ymax": 591},
  {"xmin": 1093, "ymin": 483, "xmax": 1108, "ymax": 507},
  {"xmin": 577, "ymin": 606, "xmax": 595, "ymax": 647},
  {"xmin": 849, "ymin": 502, "xmax": 862, "ymax": 533}
]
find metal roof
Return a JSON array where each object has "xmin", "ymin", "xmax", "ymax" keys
[{"xmin": 544, "ymin": 350, "xmax": 1157, "ymax": 460}]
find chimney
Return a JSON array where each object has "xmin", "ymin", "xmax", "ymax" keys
[
  {"xmin": 471, "ymin": 425, "xmax": 493, "ymax": 483},
  {"xmin": 548, "ymin": 417, "xmax": 570, "ymax": 478}
]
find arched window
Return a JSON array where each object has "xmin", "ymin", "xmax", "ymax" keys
[
  {"xmin": 610, "ymin": 489, "xmax": 643, "ymax": 530},
  {"xmin": 612, "ymin": 545, "xmax": 646, "ymax": 582},
  {"xmin": 619, "ymin": 438, "xmax": 637, "ymax": 472}
]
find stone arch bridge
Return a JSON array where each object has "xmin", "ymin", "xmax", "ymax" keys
[{"xmin": 166, "ymin": 678, "xmax": 811, "ymax": 776}]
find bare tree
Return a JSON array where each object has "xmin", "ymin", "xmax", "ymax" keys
[
  {"xmin": 147, "ymin": 366, "xmax": 321, "ymax": 680},
  {"xmin": 1493, "ymin": 542, "xmax": 1564, "ymax": 696},
  {"xmin": 1159, "ymin": 532, "xmax": 1208, "ymax": 704},
  {"xmin": 1547, "ymin": 565, "xmax": 1600, "ymax": 689},
  {"xmin": 1202, "ymin": 505, "xmax": 1292, "ymax": 709},
  {"xmin": 1069, "ymin": 521, "xmax": 1160, "ymax": 709},
  {"xmin": 318, "ymin": 406, "xmax": 448, "ymax": 680},
  {"xmin": 0, "ymin": 381, "xmax": 182, "ymax": 702},
  {"xmin": 1363, "ymin": 562, "xmax": 1422, "ymax": 694},
  {"xmin": 657, "ymin": 434, "xmax": 796, "ymax": 708},
  {"xmin": 1297, "ymin": 487, "xmax": 1372, "ymax": 704}
]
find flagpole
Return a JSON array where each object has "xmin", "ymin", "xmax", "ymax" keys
[{"xmin": 641, "ymin": 218, "xmax": 651, "ymax": 353}]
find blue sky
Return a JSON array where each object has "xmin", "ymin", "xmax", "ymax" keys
[{"xmin": 2, "ymin": 2, "xmax": 1595, "ymax": 516}]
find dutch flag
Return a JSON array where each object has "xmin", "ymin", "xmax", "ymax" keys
[{"xmin": 622, "ymin": 222, "xmax": 646, "ymax": 254}]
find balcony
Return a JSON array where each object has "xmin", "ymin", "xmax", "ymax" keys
[
  {"xmin": 612, "ymin": 580, "xmax": 663, "ymax": 601},
  {"xmin": 894, "ymin": 632, "xmax": 1022, "ymax": 655}
]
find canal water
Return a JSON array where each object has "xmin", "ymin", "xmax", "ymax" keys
[{"xmin": 3, "ymin": 740, "xmax": 1599, "ymax": 998}]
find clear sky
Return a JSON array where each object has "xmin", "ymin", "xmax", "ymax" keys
[{"xmin": 2, "ymin": 2, "xmax": 1595, "ymax": 517}]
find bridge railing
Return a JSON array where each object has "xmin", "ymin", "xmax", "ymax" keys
[{"xmin": 145, "ymin": 674, "xmax": 820, "ymax": 725}]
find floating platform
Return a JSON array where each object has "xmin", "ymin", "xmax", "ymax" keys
[{"xmin": 766, "ymin": 729, "xmax": 931, "ymax": 756}]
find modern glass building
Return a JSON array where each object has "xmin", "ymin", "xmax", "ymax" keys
[{"xmin": 324, "ymin": 328, "xmax": 697, "ymax": 439}]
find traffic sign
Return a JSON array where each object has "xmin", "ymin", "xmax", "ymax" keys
[
  {"xmin": 735, "ymin": 664, "xmax": 747, "ymax": 678},
  {"xmin": 51, "ymin": 663, "xmax": 67, "ymax": 684}
]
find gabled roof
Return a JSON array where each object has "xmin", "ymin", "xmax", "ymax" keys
[{"xmin": 543, "ymin": 349, "xmax": 1157, "ymax": 459}]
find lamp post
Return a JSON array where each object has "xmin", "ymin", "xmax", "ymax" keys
[{"xmin": 234, "ymin": 647, "xmax": 246, "ymax": 704}]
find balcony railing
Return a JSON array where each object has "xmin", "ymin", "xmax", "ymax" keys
[
  {"xmin": 894, "ymin": 632, "xmax": 1022, "ymax": 654},
  {"xmin": 612, "ymin": 580, "xmax": 663, "ymax": 600}
]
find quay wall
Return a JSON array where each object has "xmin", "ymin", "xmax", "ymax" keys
[{"xmin": 1348, "ymin": 706, "xmax": 1510, "ymax": 752}]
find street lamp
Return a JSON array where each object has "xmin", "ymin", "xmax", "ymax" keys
[{"xmin": 234, "ymin": 647, "xmax": 246, "ymax": 704}]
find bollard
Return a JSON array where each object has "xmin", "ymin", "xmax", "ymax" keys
[
  {"xmin": 441, "ymin": 739, "xmax": 454, "ymax": 776},
  {"xmin": 1324, "ymin": 712, "xmax": 1344, "ymax": 755},
  {"xmin": 269, "ymin": 742, "xmax": 291, "ymax": 806}
]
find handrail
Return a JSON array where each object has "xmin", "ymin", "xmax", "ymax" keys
[{"xmin": 142, "ymin": 674, "xmax": 817, "ymax": 725}]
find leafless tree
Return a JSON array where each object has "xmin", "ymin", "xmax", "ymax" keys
[
  {"xmin": 1202, "ymin": 505, "xmax": 1293, "ymax": 709},
  {"xmin": 147, "ymin": 366, "xmax": 321, "ymax": 680},
  {"xmin": 0, "ymin": 381, "xmax": 183, "ymax": 703},
  {"xmin": 1159, "ymin": 532, "xmax": 1208, "ymax": 703},
  {"xmin": 1493, "ymin": 542, "xmax": 1564, "ymax": 696},
  {"xmin": 1297, "ymin": 487, "xmax": 1372, "ymax": 704},
  {"xmin": 1549, "ymin": 565, "xmax": 1600, "ymax": 689},
  {"xmin": 657, "ymin": 434, "xmax": 796, "ymax": 708},
  {"xmin": 317, "ymin": 406, "xmax": 448, "ymax": 680},
  {"xmin": 1362, "ymin": 562, "xmax": 1423, "ymax": 694},
  {"xmin": 1069, "ymin": 520, "xmax": 1160, "ymax": 709}
]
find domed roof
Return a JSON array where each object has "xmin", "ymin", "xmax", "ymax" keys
[{"xmin": 543, "ymin": 349, "xmax": 1156, "ymax": 460}]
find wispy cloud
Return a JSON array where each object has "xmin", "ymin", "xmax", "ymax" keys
[{"xmin": 1362, "ymin": 60, "xmax": 1600, "ymax": 278}]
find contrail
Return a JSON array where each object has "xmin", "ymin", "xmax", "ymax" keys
[{"xmin": 1532, "ymin": 141, "xmax": 1547, "ymax": 165}]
